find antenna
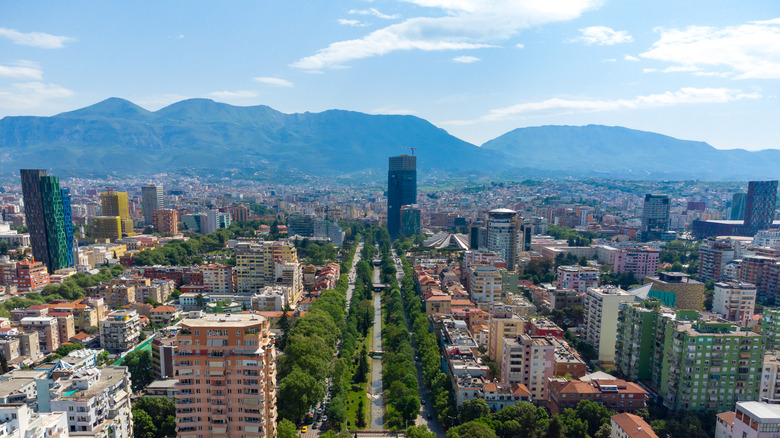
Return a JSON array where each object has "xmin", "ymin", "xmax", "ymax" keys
[{"xmin": 399, "ymin": 146, "xmax": 415, "ymax": 156}]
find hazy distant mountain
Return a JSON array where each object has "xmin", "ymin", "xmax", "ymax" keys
[
  {"xmin": 0, "ymin": 97, "xmax": 494, "ymax": 177},
  {"xmin": 482, "ymin": 125, "xmax": 780, "ymax": 180},
  {"xmin": 0, "ymin": 99, "xmax": 777, "ymax": 180}
]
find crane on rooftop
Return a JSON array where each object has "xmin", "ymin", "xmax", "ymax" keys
[{"xmin": 398, "ymin": 146, "xmax": 415, "ymax": 156}]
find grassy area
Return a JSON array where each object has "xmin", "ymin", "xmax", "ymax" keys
[{"xmin": 345, "ymin": 326, "xmax": 372, "ymax": 429}]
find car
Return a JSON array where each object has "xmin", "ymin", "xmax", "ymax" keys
[
  {"xmin": 427, "ymin": 413, "xmax": 432, "ymax": 420},
  {"xmin": 302, "ymin": 426, "xmax": 308, "ymax": 433},
  {"xmin": 421, "ymin": 399, "xmax": 426, "ymax": 405}
]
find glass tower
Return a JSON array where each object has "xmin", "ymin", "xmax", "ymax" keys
[{"xmin": 387, "ymin": 155, "xmax": 417, "ymax": 237}]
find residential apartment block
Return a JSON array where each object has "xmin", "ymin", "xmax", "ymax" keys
[
  {"xmin": 174, "ymin": 313, "xmax": 277, "ymax": 437},
  {"xmin": 584, "ymin": 286, "xmax": 636, "ymax": 362}
]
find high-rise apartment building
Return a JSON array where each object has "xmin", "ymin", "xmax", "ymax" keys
[
  {"xmin": 584, "ymin": 286, "xmax": 636, "ymax": 362},
  {"xmin": 153, "ymin": 209, "xmax": 178, "ymax": 235},
  {"xmin": 744, "ymin": 180, "xmax": 778, "ymax": 236},
  {"xmin": 141, "ymin": 183, "xmax": 163, "ymax": 225},
  {"xmin": 100, "ymin": 190, "xmax": 133, "ymax": 235},
  {"xmin": 387, "ymin": 155, "xmax": 417, "ymax": 237},
  {"xmin": 613, "ymin": 247, "xmax": 660, "ymax": 279},
  {"xmin": 643, "ymin": 271, "xmax": 705, "ymax": 311},
  {"xmin": 712, "ymin": 281, "xmax": 756, "ymax": 326},
  {"xmin": 640, "ymin": 194, "xmax": 670, "ymax": 241},
  {"xmin": 556, "ymin": 265, "xmax": 600, "ymax": 293},
  {"xmin": 232, "ymin": 204, "xmax": 249, "ymax": 222},
  {"xmin": 615, "ymin": 304, "xmax": 766, "ymax": 412},
  {"xmin": 92, "ymin": 216, "xmax": 122, "ymax": 241},
  {"xmin": 699, "ymin": 240, "xmax": 736, "ymax": 282},
  {"xmin": 400, "ymin": 204, "xmax": 421, "ymax": 237},
  {"xmin": 731, "ymin": 192, "xmax": 747, "ymax": 220},
  {"xmin": 762, "ymin": 308, "xmax": 780, "ymax": 350},
  {"xmin": 174, "ymin": 313, "xmax": 277, "ymax": 437},
  {"xmin": 234, "ymin": 241, "xmax": 301, "ymax": 300},
  {"xmin": 20, "ymin": 169, "xmax": 72, "ymax": 273},
  {"xmin": 500, "ymin": 334, "xmax": 554, "ymax": 400},
  {"xmin": 487, "ymin": 208, "xmax": 519, "ymax": 271}
]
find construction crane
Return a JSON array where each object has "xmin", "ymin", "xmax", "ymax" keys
[{"xmin": 398, "ymin": 146, "xmax": 416, "ymax": 156}]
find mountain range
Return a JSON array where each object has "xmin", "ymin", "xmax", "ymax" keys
[{"xmin": 0, "ymin": 97, "xmax": 777, "ymax": 181}]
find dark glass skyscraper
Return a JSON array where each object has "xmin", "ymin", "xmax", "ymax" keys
[
  {"xmin": 744, "ymin": 180, "xmax": 778, "ymax": 235},
  {"xmin": 387, "ymin": 155, "xmax": 416, "ymax": 237},
  {"xmin": 640, "ymin": 194, "xmax": 670, "ymax": 241},
  {"xmin": 20, "ymin": 169, "xmax": 72, "ymax": 273}
]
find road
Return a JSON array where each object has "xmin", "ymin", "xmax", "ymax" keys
[
  {"xmin": 370, "ymin": 265, "xmax": 384, "ymax": 430},
  {"xmin": 304, "ymin": 241, "xmax": 363, "ymax": 438},
  {"xmin": 393, "ymin": 249, "xmax": 446, "ymax": 437}
]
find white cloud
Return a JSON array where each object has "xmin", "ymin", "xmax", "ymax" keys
[
  {"xmin": 0, "ymin": 27, "xmax": 76, "ymax": 49},
  {"xmin": 208, "ymin": 90, "xmax": 258, "ymax": 99},
  {"xmin": 641, "ymin": 20, "xmax": 780, "ymax": 79},
  {"xmin": 253, "ymin": 77, "xmax": 294, "ymax": 87},
  {"xmin": 603, "ymin": 58, "xmax": 616, "ymax": 63},
  {"xmin": 292, "ymin": 0, "xmax": 601, "ymax": 70},
  {"xmin": 515, "ymin": 43, "xmax": 524, "ymax": 49},
  {"xmin": 624, "ymin": 55, "xmax": 639, "ymax": 61},
  {"xmin": 0, "ymin": 61, "xmax": 43, "ymax": 80},
  {"xmin": 348, "ymin": 8, "xmax": 399, "ymax": 19},
  {"xmin": 338, "ymin": 19, "xmax": 368, "ymax": 27},
  {"xmin": 0, "ymin": 82, "xmax": 74, "ymax": 110},
  {"xmin": 453, "ymin": 55, "xmax": 480, "ymax": 63},
  {"xmin": 446, "ymin": 87, "xmax": 760, "ymax": 124},
  {"xmin": 575, "ymin": 26, "xmax": 633, "ymax": 45}
]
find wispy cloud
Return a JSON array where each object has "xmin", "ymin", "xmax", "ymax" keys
[
  {"xmin": 0, "ymin": 82, "xmax": 74, "ymax": 110},
  {"xmin": 445, "ymin": 87, "xmax": 761, "ymax": 124},
  {"xmin": 624, "ymin": 55, "xmax": 639, "ymax": 62},
  {"xmin": 338, "ymin": 19, "xmax": 369, "ymax": 27},
  {"xmin": 209, "ymin": 90, "xmax": 258, "ymax": 99},
  {"xmin": 574, "ymin": 26, "xmax": 633, "ymax": 45},
  {"xmin": 292, "ymin": 0, "xmax": 600, "ymax": 70},
  {"xmin": 253, "ymin": 77, "xmax": 294, "ymax": 87},
  {"xmin": 641, "ymin": 19, "xmax": 780, "ymax": 79},
  {"xmin": 515, "ymin": 43, "xmax": 524, "ymax": 49},
  {"xmin": 0, "ymin": 27, "xmax": 76, "ymax": 49},
  {"xmin": 453, "ymin": 55, "xmax": 480, "ymax": 63},
  {"xmin": 0, "ymin": 61, "xmax": 43, "ymax": 80},
  {"xmin": 348, "ymin": 8, "xmax": 399, "ymax": 20}
]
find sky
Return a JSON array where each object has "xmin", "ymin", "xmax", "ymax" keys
[{"xmin": 1, "ymin": 1, "xmax": 779, "ymax": 150}]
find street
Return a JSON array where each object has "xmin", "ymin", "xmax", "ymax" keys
[
  {"xmin": 370, "ymin": 266, "xmax": 384, "ymax": 430},
  {"xmin": 393, "ymin": 249, "xmax": 446, "ymax": 437}
]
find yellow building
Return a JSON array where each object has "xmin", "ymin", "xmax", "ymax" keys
[
  {"xmin": 101, "ymin": 191, "xmax": 133, "ymax": 235},
  {"xmin": 93, "ymin": 216, "xmax": 122, "ymax": 241}
]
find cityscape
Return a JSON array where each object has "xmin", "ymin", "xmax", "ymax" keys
[{"xmin": 4, "ymin": 2, "xmax": 780, "ymax": 438}]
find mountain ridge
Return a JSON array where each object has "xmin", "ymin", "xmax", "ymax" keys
[{"xmin": 0, "ymin": 98, "xmax": 777, "ymax": 180}]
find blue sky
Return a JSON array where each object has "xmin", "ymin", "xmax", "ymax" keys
[{"xmin": 1, "ymin": 1, "xmax": 779, "ymax": 150}]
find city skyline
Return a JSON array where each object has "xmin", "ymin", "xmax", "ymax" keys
[{"xmin": 1, "ymin": 1, "xmax": 779, "ymax": 152}]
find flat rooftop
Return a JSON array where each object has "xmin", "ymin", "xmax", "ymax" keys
[{"xmin": 182, "ymin": 313, "xmax": 266, "ymax": 327}]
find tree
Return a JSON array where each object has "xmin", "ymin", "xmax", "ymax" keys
[
  {"xmin": 459, "ymin": 398, "xmax": 490, "ymax": 423},
  {"xmin": 594, "ymin": 422, "xmax": 612, "ymax": 438},
  {"xmin": 356, "ymin": 399, "xmax": 366, "ymax": 428},
  {"xmin": 124, "ymin": 350, "xmax": 155, "ymax": 392},
  {"xmin": 447, "ymin": 421, "xmax": 498, "ymax": 438},
  {"xmin": 278, "ymin": 368, "xmax": 324, "ymax": 421},
  {"xmin": 132, "ymin": 409, "xmax": 157, "ymax": 438},
  {"xmin": 327, "ymin": 395, "xmax": 346, "ymax": 427},
  {"xmin": 55, "ymin": 343, "xmax": 85, "ymax": 357},
  {"xmin": 195, "ymin": 293, "xmax": 204, "ymax": 307},
  {"xmin": 544, "ymin": 415, "xmax": 564, "ymax": 438},
  {"xmin": 573, "ymin": 399, "xmax": 614, "ymax": 436},
  {"xmin": 406, "ymin": 425, "xmax": 435, "ymax": 438},
  {"xmin": 132, "ymin": 397, "xmax": 176, "ymax": 437},
  {"xmin": 0, "ymin": 353, "xmax": 8, "ymax": 374},
  {"xmin": 277, "ymin": 419, "xmax": 298, "ymax": 438}
]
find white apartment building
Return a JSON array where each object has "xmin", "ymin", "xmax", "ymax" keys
[
  {"xmin": 0, "ymin": 403, "xmax": 69, "ymax": 438},
  {"xmin": 468, "ymin": 265, "xmax": 503, "ymax": 303},
  {"xmin": 584, "ymin": 286, "xmax": 636, "ymax": 362},
  {"xmin": 43, "ymin": 366, "xmax": 133, "ymax": 438},
  {"xmin": 99, "ymin": 310, "xmax": 142, "ymax": 352},
  {"xmin": 716, "ymin": 401, "xmax": 780, "ymax": 438},
  {"xmin": 713, "ymin": 281, "xmax": 756, "ymax": 326},
  {"xmin": 202, "ymin": 264, "xmax": 233, "ymax": 293}
]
